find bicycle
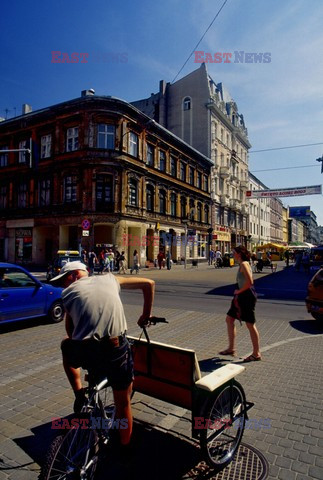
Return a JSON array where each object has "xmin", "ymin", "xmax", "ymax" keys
[
  {"xmin": 39, "ymin": 317, "xmax": 254, "ymax": 478},
  {"xmin": 39, "ymin": 368, "xmax": 116, "ymax": 480}
]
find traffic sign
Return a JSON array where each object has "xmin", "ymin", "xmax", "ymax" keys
[{"xmin": 81, "ymin": 219, "xmax": 91, "ymax": 230}]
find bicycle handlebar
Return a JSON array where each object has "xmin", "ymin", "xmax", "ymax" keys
[{"xmin": 144, "ymin": 316, "xmax": 168, "ymax": 326}]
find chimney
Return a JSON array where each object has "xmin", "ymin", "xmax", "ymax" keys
[
  {"xmin": 81, "ymin": 89, "xmax": 95, "ymax": 97},
  {"xmin": 22, "ymin": 104, "xmax": 32, "ymax": 115}
]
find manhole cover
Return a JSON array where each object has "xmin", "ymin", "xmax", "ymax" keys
[{"xmin": 184, "ymin": 443, "xmax": 269, "ymax": 479}]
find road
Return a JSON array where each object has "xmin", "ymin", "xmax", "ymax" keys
[{"xmin": 1, "ymin": 262, "xmax": 322, "ymax": 480}]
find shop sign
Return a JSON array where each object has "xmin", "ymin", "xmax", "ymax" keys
[{"xmin": 213, "ymin": 231, "xmax": 231, "ymax": 242}]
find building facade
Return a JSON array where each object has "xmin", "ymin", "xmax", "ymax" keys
[
  {"xmin": 0, "ymin": 93, "xmax": 212, "ymax": 266},
  {"xmin": 288, "ymin": 206, "xmax": 319, "ymax": 245},
  {"xmin": 132, "ymin": 63, "xmax": 251, "ymax": 253},
  {"xmin": 247, "ymin": 173, "xmax": 271, "ymax": 250}
]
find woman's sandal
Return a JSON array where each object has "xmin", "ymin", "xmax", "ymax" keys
[
  {"xmin": 219, "ymin": 349, "xmax": 236, "ymax": 356},
  {"xmin": 243, "ymin": 354, "xmax": 262, "ymax": 363}
]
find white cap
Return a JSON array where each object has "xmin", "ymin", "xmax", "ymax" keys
[{"xmin": 50, "ymin": 261, "xmax": 87, "ymax": 285}]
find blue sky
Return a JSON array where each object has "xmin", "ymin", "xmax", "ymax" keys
[{"xmin": 1, "ymin": 0, "xmax": 322, "ymax": 225}]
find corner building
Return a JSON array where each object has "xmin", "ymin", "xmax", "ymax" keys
[
  {"xmin": 132, "ymin": 63, "xmax": 251, "ymax": 252},
  {"xmin": 0, "ymin": 94, "xmax": 212, "ymax": 266}
]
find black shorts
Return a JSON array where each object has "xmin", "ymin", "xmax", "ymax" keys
[
  {"xmin": 61, "ymin": 336, "xmax": 134, "ymax": 391},
  {"xmin": 227, "ymin": 287, "xmax": 257, "ymax": 324}
]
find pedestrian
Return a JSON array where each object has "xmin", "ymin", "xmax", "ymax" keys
[
  {"xmin": 130, "ymin": 250, "xmax": 140, "ymax": 274},
  {"xmin": 81, "ymin": 249, "xmax": 88, "ymax": 264},
  {"xmin": 109, "ymin": 249, "xmax": 115, "ymax": 272},
  {"xmin": 215, "ymin": 248, "xmax": 223, "ymax": 268},
  {"xmin": 284, "ymin": 249, "xmax": 290, "ymax": 267},
  {"xmin": 157, "ymin": 250, "xmax": 164, "ymax": 270},
  {"xmin": 88, "ymin": 249, "xmax": 97, "ymax": 276},
  {"xmin": 294, "ymin": 251, "xmax": 302, "ymax": 271},
  {"xmin": 98, "ymin": 249, "xmax": 105, "ymax": 274},
  {"xmin": 166, "ymin": 250, "xmax": 172, "ymax": 270},
  {"xmin": 119, "ymin": 251, "xmax": 127, "ymax": 274},
  {"xmin": 209, "ymin": 249, "xmax": 215, "ymax": 266},
  {"xmin": 219, "ymin": 245, "xmax": 261, "ymax": 362},
  {"xmin": 50, "ymin": 260, "xmax": 155, "ymax": 449}
]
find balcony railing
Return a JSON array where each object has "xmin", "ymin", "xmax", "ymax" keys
[{"xmin": 220, "ymin": 166, "xmax": 230, "ymax": 178}]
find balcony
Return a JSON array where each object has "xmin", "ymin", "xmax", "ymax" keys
[
  {"xmin": 220, "ymin": 195, "xmax": 229, "ymax": 207},
  {"xmin": 241, "ymin": 205, "xmax": 249, "ymax": 215},
  {"xmin": 220, "ymin": 166, "xmax": 230, "ymax": 178},
  {"xmin": 240, "ymin": 180, "xmax": 249, "ymax": 190},
  {"xmin": 230, "ymin": 199, "xmax": 242, "ymax": 211}
]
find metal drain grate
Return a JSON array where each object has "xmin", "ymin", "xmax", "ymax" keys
[{"xmin": 184, "ymin": 443, "xmax": 269, "ymax": 479}]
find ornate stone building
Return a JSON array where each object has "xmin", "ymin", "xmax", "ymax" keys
[
  {"xmin": 132, "ymin": 63, "xmax": 251, "ymax": 252},
  {"xmin": 0, "ymin": 93, "xmax": 212, "ymax": 266}
]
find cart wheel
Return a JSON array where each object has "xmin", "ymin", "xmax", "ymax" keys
[{"xmin": 200, "ymin": 380, "xmax": 246, "ymax": 472}]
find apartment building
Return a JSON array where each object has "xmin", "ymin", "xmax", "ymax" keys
[
  {"xmin": 0, "ymin": 93, "xmax": 212, "ymax": 266},
  {"xmin": 132, "ymin": 63, "xmax": 251, "ymax": 253},
  {"xmin": 247, "ymin": 173, "xmax": 271, "ymax": 250}
]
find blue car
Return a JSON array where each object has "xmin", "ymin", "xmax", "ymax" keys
[{"xmin": 0, "ymin": 262, "xmax": 64, "ymax": 324}]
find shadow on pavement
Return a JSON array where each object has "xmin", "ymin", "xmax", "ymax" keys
[
  {"xmin": 199, "ymin": 357, "xmax": 228, "ymax": 373},
  {"xmin": 206, "ymin": 267, "xmax": 312, "ymax": 301},
  {"xmin": 0, "ymin": 317, "xmax": 51, "ymax": 334},
  {"xmin": 289, "ymin": 319, "xmax": 323, "ymax": 334}
]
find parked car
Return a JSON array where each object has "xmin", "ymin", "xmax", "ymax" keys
[
  {"xmin": 46, "ymin": 250, "xmax": 83, "ymax": 282},
  {"xmin": 0, "ymin": 263, "xmax": 64, "ymax": 324},
  {"xmin": 305, "ymin": 266, "xmax": 323, "ymax": 321}
]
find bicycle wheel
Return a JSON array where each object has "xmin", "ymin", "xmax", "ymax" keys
[
  {"xmin": 39, "ymin": 424, "xmax": 99, "ymax": 480},
  {"xmin": 96, "ymin": 384, "xmax": 116, "ymax": 434},
  {"xmin": 200, "ymin": 380, "xmax": 246, "ymax": 472}
]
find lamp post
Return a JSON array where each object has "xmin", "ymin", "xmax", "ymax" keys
[{"xmin": 182, "ymin": 218, "xmax": 189, "ymax": 269}]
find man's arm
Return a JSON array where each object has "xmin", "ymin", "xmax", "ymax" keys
[
  {"xmin": 65, "ymin": 312, "xmax": 74, "ymax": 338},
  {"xmin": 117, "ymin": 276, "xmax": 155, "ymax": 326}
]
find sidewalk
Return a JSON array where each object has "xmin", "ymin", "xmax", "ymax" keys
[{"xmin": 0, "ymin": 266, "xmax": 323, "ymax": 480}]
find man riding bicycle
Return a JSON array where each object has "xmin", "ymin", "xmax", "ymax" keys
[{"xmin": 50, "ymin": 260, "xmax": 155, "ymax": 448}]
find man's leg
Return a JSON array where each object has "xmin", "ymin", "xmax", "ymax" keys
[
  {"xmin": 113, "ymin": 383, "xmax": 133, "ymax": 445},
  {"xmin": 62, "ymin": 355, "xmax": 83, "ymax": 392}
]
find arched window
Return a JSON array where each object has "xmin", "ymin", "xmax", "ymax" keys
[
  {"xmin": 159, "ymin": 189, "xmax": 166, "ymax": 214},
  {"xmin": 170, "ymin": 192, "xmax": 177, "ymax": 217},
  {"xmin": 183, "ymin": 97, "xmax": 191, "ymax": 111},
  {"xmin": 129, "ymin": 179, "xmax": 138, "ymax": 206},
  {"xmin": 146, "ymin": 185, "xmax": 154, "ymax": 212}
]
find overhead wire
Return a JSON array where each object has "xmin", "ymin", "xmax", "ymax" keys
[
  {"xmin": 250, "ymin": 142, "xmax": 323, "ymax": 153},
  {"xmin": 171, "ymin": 0, "xmax": 229, "ymax": 83}
]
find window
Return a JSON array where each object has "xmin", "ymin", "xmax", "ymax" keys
[
  {"xmin": 97, "ymin": 124, "xmax": 115, "ymax": 149},
  {"xmin": 159, "ymin": 190, "xmax": 166, "ymax": 214},
  {"xmin": 183, "ymin": 97, "xmax": 191, "ymax": 111},
  {"xmin": 197, "ymin": 203, "xmax": 202, "ymax": 222},
  {"xmin": 41, "ymin": 134, "xmax": 52, "ymax": 158},
  {"xmin": 17, "ymin": 182, "xmax": 28, "ymax": 207},
  {"xmin": 197, "ymin": 171, "xmax": 202, "ymax": 189},
  {"xmin": 204, "ymin": 175, "xmax": 209, "ymax": 192},
  {"xmin": 18, "ymin": 140, "xmax": 29, "ymax": 164},
  {"xmin": 189, "ymin": 167, "xmax": 194, "ymax": 185},
  {"xmin": 170, "ymin": 193, "xmax": 176, "ymax": 216},
  {"xmin": 66, "ymin": 128, "xmax": 78, "ymax": 152},
  {"xmin": 159, "ymin": 150, "xmax": 166, "ymax": 172},
  {"xmin": 129, "ymin": 132, "xmax": 138, "ymax": 157},
  {"xmin": 64, "ymin": 175, "xmax": 77, "ymax": 203},
  {"xmin": 146, "ymin": 144, "xmax": 154, "ymax": 166},
  {"xmin": 96, "ymin": 175, "xmax": 113, "ymax": 206},
  {"xmin": 0, "ymin": 186, "xmax": 7, "ymax": 209},
  {"xmin": 204, "ymin": 205, "xmax": 209, "ymax": 224},
  {"xmin": 180, "ymin": 162, "xmax": 186, "ymax": 181},
  {"xmin": 39, "ymin": 179, "xmax": 51, "ymax": 206},
  {"xmin": 180, "ymin": 196, "xmax": 186, "ymax": 218},
  {"xmin": 170, "ymin": 156, "xmax": 177, "ymax": 177},
  {"xmin": 146, "ymin": 185, "xmax": 154, "ymax": 212},
  {"xmin": 129, "ymin": 179, "xmax": 138, "ymax": 206},
  {"xmin": 0, "ymin": 147, "xmax": 8, "ymax": 167}
]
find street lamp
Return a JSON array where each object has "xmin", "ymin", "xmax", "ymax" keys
[{"xmin": 182, "ymin": 218, "xmax": 189, "ymax": 269}]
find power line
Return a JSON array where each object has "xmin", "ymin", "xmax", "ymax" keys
[
  {"xmin": 171, "ymin": 0, "xmax": 229, "ymax": 84},
  {"xmin": 251, "ymin": 165, "xmax": 317, "ymax": 173},
  {"xmin": 250, "ymin": 142, "xmax": 323, "ymax": 153}
]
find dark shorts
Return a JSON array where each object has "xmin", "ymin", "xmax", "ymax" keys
[
  {"xmin": 227, "ymin": 287, "xmax": 257, "ymax": 324},
  {"xmin": 61, "ymin": 335, "xmax": 134, "ymax": 391}
]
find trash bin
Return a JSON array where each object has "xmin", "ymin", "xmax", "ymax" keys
[{"xmin": 192, "ymin": 259, "xmax": 198, "ymax": 267}]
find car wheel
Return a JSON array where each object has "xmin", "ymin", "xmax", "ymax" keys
[
  {"xmin": 311, "ymin": 312, "xmax": 323, "ymax": 322},
  {"xmin": 48, "ymin": 300, "xmax": 64, "ymax": 323}
]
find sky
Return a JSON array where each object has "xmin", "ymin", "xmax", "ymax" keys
[{"xmin": 1, "ymin": 0, "xmax": 322, "ymax": 225}]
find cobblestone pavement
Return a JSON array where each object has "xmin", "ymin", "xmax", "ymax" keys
[{"xmin": 1, "ymin": 265, "xmax": 323, "ymax": 479}]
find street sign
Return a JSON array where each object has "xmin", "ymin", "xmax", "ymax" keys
[
  {"xmin": 246, "ymin": 185, "xmax": 322, "ymax": 198},
  {"xmin": 81, "ymin": 219, "xmax": 91, "ymax": 230},
  {"xmin": 82, "ymin": 230, "xmax": 89, "ymax": 236}
]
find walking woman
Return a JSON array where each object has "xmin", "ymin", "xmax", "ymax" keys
[{"xmin": 219, "ymin": 245, "xmax": 261, "ymax": 362}]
